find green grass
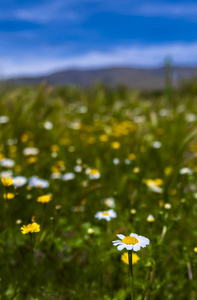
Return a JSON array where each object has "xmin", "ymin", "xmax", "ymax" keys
[{"xmin": 0, "ymin": 82, "xmax": 197, "ymax": 299}]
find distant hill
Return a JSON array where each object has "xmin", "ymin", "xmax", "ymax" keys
[{"xmin": 5, "ymin": 66, "xmax": 197, "ymax": 90}]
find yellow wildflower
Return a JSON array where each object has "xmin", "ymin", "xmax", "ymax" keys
[
  {"xmin": 145, "ymin": 178, "xmax": 163, "ymax": 193},
  {"xmin": 15, "ymin": 165, "xmax": 22, "ymax": 173},
  {"xmin": 51, "ymin": 145, "xmax": 59, "ymax": 152},
  {"xmin": 159, "ymin": 199, "xmax": 164, "ymax": 207},
  {"xmin": 133, "ymin": 167, "xmax": 140, "ymax": 174},
  {"xmin": 164, "ymin": 167, "xmax": 172, "ymax": 175},
  {"xmin": 21, "ymin": 222, "xmax": 40, "ymax": 234},
  {"xmin": 9, "ymin": 145, "xmax": 17, "ymax": 154},
  {"xmin": 51, "ymin": 166, "xmax": 60, "ymax": 173},
  {"xmin": 81, "ymin": 198, "xmax": 87, "ymax": 205},
  {"xmin": 140, "ymin": 146, "xmax": 146, "ymax": 153},
  {"xmin": 99, "ymin": 134, "xmax": 108, "ymax": 142},
  {"xmin": 170, "ymin": 189, "xmax": 177, "ymax": 195},
  {"xmin": 56, "ymin": 160, "xmax": 65, "ymax": 168},
  {"xmin": 37, "ymin": 195, "xmax": 52, "ymax": 203},
  {"xmin": 128, "ymin": 153, "xmax": 136, "ymax": 161},
  {"xmin": 1, "ymin": 177, "xmax": 13, "ymax": 187},
  {"xmin": 121, "ymin": 252, "xmax": 140, "ymax": 265},
  {"xmin": 145, "ymin": 178, "xmax": 163, "ymax": 187},
  {"xmin": 21, "ymin": 133, "xmax": 29, "ymax": 143},
  {"xmin": 88, "ymin": 136, "xmax": 96, "ymax": 144},
  {"xmin": 27, "ymin": 157, "xmax": 37, "ymax": 164},
  {"xmin": 3, "ymin": 193, "xmax": 15, "ymax": 200},
  {"xmin": 0, "ymin": 153, "xmax": 5, "ymax": 160},
  {"xmin": 111, "ymin": 141, "xmax": 120, "ymax": 149},
  {"xmin": 31, "ymin": 216, "xmax": 36, "ymax": 222}
]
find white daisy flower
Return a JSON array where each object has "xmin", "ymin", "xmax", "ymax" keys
[
  {"xmin": 149, "ymin": 186, "xmax": 163, "ymax": 193},
  {"xmin": 112, "ymin": 233, "xmax": 150, "ymax": 252},
  {"xmin": 28, "ymin": 176, "xmax": 49, "ymax": 188},
  {"xmin": 78, "ymin": 106, "xmax": 88, "ymax": 114},
  {"xmin": 103, "ymin": 197, "xmax": 115, "ymax": 208},
  {"xmin": 0, "ymin": 170, "xmax": 13, "ymax": 178},
  {"xmin": 62, "ymin": 172, "xmax": 75, "ymax": 181},
  {"xmin": 51, "ymin": 152, "xmax": 58, "ymax": 158},
  {"xmin": 86, "ymin": 168, "xmax": 100, "ymax": 179},
  {"xmin": 95, "ymin": 209, "xmax": 117, "ymax": 221},
  {"xmin": 74, "ymin": 165, "xmax": 82, "ymax": 173},
  {"xmin": 51, "ymin": 172, "xmax": 62, "ymax": 179},
  {"xmin": 124, "ymin": 158, "xmax": 131, "ymax": 165},
  {"xmin": 7, "ymin": 138, "xmax": 18, "ymax": 146},
  {"xmin": 113, "ymin": 158, "xmax": 120, "ymax": 165},
  {"xmin": 13, "ymin": 176, "xmax": 27, "ymax": 187},
  {"xmin": 147, "ymin": 214, "xmax": 155, "ymax": 222},
  {"xmin": 0, "ymin": 158, "xmax": 15, "ymax": 168},
  {"xmin": 23, "ymin": 147, "xmax": 39, "ymax": 156},
  {"xmin": 0, "ymin": 116, "xmax": 9, "ymax": 124},
  {"xmin": 44, "ymin": 121, "xmax": 53, "ymax": 130},
  {"xmin": 152, "ymin": 141, "xmax": 162, "ymax": 149},
  {"xmin": 179, "ymin": 167, "xmax": 193, "ymax": 175}
]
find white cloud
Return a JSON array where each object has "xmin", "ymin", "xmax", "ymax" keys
[
  {"xmin": 0, "ymin": 0, "xmax": 83, "ymax": 23},
  {"xmin": 15, "ymin": 1, "xmax": 79, "ymax": 24},
  {"xmin": 2, "ymin": 1, "xmax": 197, "ymax": 24},
  {"xmin": 97, "ymin": 1, "xmax": 197, "ymax": 20},
  {"xmin": 1, "ymin": 42, "xmax": 197, "ymax": 78},
  {"xmin": 133, "ymin": 3, "xmax": 197, "ymax": 18}
]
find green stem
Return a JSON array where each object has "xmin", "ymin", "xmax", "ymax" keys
[
  {"xmin": 5, "ymin": 191, "xmax": 13, "ymax": 233},
  {"xmin": 5, "ymin": 190, "xmax": 24, "ymax": 265},
  {"xmin": 41, "ymin": 204, "xmax": 47, "ymax": 229},
  {"xmin": 128, "ymin": 250, "xmax": 134, "ymax": 300},
  {"xmin": 30, "ymin": 233, "xmax": 34, "ymax": 260},
  {"xmin": 36, "ymin": 204, "xmax": 46, "ymax": 247}
]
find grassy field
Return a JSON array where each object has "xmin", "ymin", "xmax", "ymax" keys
[{"xmin": 1, "ymin": 81, "xmax": 197, "ymax": 299}]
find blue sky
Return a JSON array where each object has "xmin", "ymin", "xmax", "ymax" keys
[{"xmin": 1, "ymin": 0, "xmax": 197, "ymax": 77}]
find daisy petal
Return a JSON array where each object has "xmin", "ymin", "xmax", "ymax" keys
[
  {"xmin": 133, "ymin": 244, "xmax": 141, "ymax": 252},
  {"xmin": 126, "ymin": 245, "xmax": 133, "ymax": 250},
  {"xmin": 130, "ymin": 233, "xmax": 139, "ymax": 238},
  {"xmin": 112, "ymin": 242, "xmax": 123, "ymax": 246},
  {"xmin": 139, "ymin": 243, "xmax": 146, "ymax": 248},
  {"xmin": 116, "ymin": 234, "xmax": 125, "ymax": 240},
  {"xmin": 117, "ymin": 244, "xmax": 126, "ymax": 251},
  {"xmin": 138, "ymin": 236, "xmax": 150, "ymax": 245},
  {"xmin": 112, "ymin": 240, "xmax": 123, "ymax": 244}
]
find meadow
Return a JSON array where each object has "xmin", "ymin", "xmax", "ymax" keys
[{"xmin": 0, "ymin": 81, "xmax": 197, "ymax": 299}]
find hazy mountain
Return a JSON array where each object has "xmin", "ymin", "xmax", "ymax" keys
[{"xmin": 5, "ymin": 66, "xmax": 197, "ymax": 90}]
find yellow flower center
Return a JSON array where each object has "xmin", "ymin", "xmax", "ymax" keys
[
  {"xmin": 90, "ymin": 169, "xmax": 99, "ymax": 175},
  {"xmin": 102, "ymin": 212, "xmax": 109, "ymax": 216},
  {"xmin": 122, "ymin": 236, "xmax": 139, "ymax": 245}
]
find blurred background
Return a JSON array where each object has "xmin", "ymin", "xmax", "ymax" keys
[
  {"xmin": 1, "ymin": 0, "xmax": 197, "ymax": 88},
  {"xmin": 1, "ymin": 2, "xmax": 197, "ymax": 299}
]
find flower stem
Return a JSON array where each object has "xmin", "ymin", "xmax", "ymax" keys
[
  {"xmin": 5, "ymin": 190, "xmax": 17, "ymax": 245},
  {"xmin": 5, "ymin": 190, "xmax": 25, "ymax": 267},
  {"xmin": 128, "ymin": 250, "xmax": 134, "ymax": 300}
]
